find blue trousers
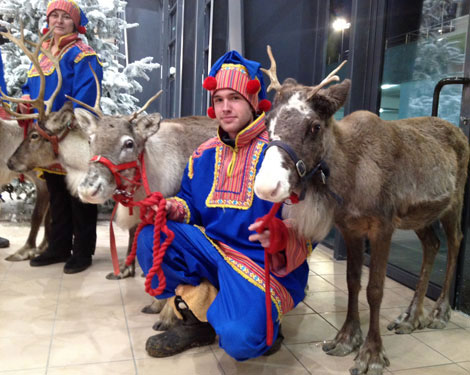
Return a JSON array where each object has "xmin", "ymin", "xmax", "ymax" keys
[{"xmin": 137, "ymin": 222, "xmax": 292, "ymax": 360}]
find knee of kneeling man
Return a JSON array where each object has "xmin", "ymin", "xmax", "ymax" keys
[{"xmin": 217, "ymin": 322, "xmax": 268, "ymax": 360}]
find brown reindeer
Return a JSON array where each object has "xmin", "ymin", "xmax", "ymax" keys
[
  {"xmin": 254, "ymin": 47, "xmax": 469, "ymax": 375},
  {"xmin": 0, "ymin": 117, "xmax": 51, "ymax": 261}
]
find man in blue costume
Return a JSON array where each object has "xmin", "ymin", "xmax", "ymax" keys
[
  {"xmin": 137, "ymin": 51, "xmax": 313, "ymax": 360},
  {"xmin": 19, "ymin": 0, "xmax": 103, "ymax": 273},
  {"xmin": 0, "ymin": 48, "xmax": 11, "ymax": 248}
]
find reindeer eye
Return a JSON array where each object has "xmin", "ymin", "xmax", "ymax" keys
[
  {"xmin": 312, "ymin": 122, "xmax": 321, "ymax": 133},
  {"xmin": 124, "ymin": 139, "xmax": 134, "ymax": 149},
  {"xmin": 30, "ymin": 133, "xmax": 39, "ymax": 140}
]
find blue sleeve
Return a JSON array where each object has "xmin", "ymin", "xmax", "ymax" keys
[
  {"xmin": 0, "ymin": 52, "xmax": 7, "ymax": 95},
  {"xmin": 176, "ymin": 163, "xmax": 202, "ymax": 225},
  {"xmin": 72, "ymin": 54, "xmax": 103, "ymax": 109}
]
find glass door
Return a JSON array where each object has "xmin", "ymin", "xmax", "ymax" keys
[{"xmin": 379, "ymin": 0, "xmax": 469, "ymax": 302}]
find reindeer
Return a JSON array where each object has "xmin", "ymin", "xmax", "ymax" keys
[
  {"xmin": 0, "ymin": 117, "xmax": 50, "ymax": 261},
  {"xmin": 254, "ymin": 47, "xmax": 470, "ymax": 375},
  {"xmin": 70, "ymin": 94, "xmax": 218, "ymax": 326}
]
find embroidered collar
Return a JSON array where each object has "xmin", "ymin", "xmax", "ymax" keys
[
  {"xmin": 43, "ymin": 33, "xmax": 80, "ymax": 55},
  {"xmin": 217, "ymin": 112, "xmax": 266, "ymax": 149}
]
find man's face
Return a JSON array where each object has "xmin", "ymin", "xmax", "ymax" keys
[{"xmin": 213, "ymin": 89, "xmax": 254, "ymax": 139}]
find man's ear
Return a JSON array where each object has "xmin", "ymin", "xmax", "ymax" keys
[
  {"xmin": 134, "ymin": 113, "xmax": 162, "ymax": 141},
  {"xmin": 74, "ymin": 108, "xmax": 99, "ymax": 137}
]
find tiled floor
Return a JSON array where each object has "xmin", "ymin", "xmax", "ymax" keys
[{"xmin": 1, "ymin": 221, "xmax": 470, "ymax": 374}]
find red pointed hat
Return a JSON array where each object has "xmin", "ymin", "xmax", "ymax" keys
[{"xmin": 203, "ymin": 51, "xmax": 271, "ymax": 118}]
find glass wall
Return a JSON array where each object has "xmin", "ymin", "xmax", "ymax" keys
[{"xmin": 379, "ymin": 0, "xmax": 469, "ymax": 295}]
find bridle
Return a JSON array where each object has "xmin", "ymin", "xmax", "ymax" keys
[
  {"xmin": 89, "ymin": 154, "xmax": 148, "ymax": 208},
  {"xmin": 33, "ymin": 120, "xmax": 74, "ymax": 156},
  {"xmin": 265, "ymin": 140, "xmax": 342, "ymax": 204}
]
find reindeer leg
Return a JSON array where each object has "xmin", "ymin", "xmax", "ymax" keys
[
  {"xmin": 387, "ymin": 225, "xmax": 439, "ymax": 333},
  {"xmin": 5, "ymin": 179, "xmax": 50, "ymax": 261},
  {"xmin": 351, "ymin": 227, "xmax": 392, "ymax": 375},
  {"xmin": 151, "ymin": 298, "xmax": 178, "ymax": 331},
  {"xmin": 323, "ymin": 232, "xmax": 364, "ymax": 356},
  {"xmin": 106, "ymin": 225, "xmax": 137, "ymax": 280},
  {"xmin": 427, "ymin": 210, "xmax": 462, "ymax": 329}
]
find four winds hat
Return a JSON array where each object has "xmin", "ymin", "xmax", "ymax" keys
[
  {"xmin": 44, "ymin": 0, "xmax": 89, "ymax": 34},
  {"xmin": 203, "ymin": 50, "xmax": 272, "ymax": 118}
]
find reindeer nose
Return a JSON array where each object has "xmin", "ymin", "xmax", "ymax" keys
[{"xmin": 255, "ymin": 180, "xmax": 281, "ymax": 201}]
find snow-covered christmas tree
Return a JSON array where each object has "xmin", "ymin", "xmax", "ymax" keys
[{"xmin": 0, "ymin": 0, "xmax": 160, "ymax": 115}]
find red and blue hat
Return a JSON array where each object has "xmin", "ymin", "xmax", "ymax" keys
[
  {"xmin": 203, "ymin": 51, "xmax": 271, "ymax": 119},
  {"xmin": 43, "ymin": 0, "xmax": 88, "ymax": 34}
]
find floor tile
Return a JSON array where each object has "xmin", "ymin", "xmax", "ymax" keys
[
  {"xmin": 47, "ymin": 361, "xmax": 136, "ymax": 375},
  {"xmin": 412, "ymin": 329, "xmax": 470, "ymax": 362},
  {"xmin": 286, "ymin": 342, "xmax": 357, "ymax": 375},
  {"xmin": 390, "ymin": 363, "xmax": 470, "ymax": 374},
  {"xmin": 383, "ymin": 334, "xmax": 451, "ymax": 371},
  {"xmin": 0, "ymin": 336, "xmax": 50, "ymax": 372},
  {"xmin": 136, "ymin": 348, "xmax": 222, "ymax": 375},
  {"xmin": 457, "ymin": 362, "xmax": 470, "ymax": 372},
  {"xmin": 303, "ymin": 290, "xmax": 369, "ymax": 313},
  {"xmin": 306, "ymin": 275, "xmax": 340, "ymax": 293},
  {"xmin": 49, "ymin": 328, "xmax": 133, "ymax": 367},
  {"xmin": 320, "ymin": 309, "xmax": 394, "ymax": 337},
  {"xmin": 308, "ymin": 261, "xmax": 347, "ymax": 275},
  {"xmin": 282, "ymin": 313, "xmax": 338, "ymax": 344},
  {"xmin": 213, "ymin": 345, "xmax": 308, "ymax": 375}
]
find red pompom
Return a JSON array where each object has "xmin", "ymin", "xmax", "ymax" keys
[
  {"xmin": 246, "ymin": 79, "xmax": 261, "ymax": 94},
  {"xmin": 78, "ymin": 25, "xmax": 87, "ymax": 34},
  {"xmin": 258, "ymin": 99, "xmax": 272, "ymax": 112},
  {"xmin": 203, "ymin": 76, "xmax": 217, "ymax": 91},
  {"xmin": 207, "ymin": 106, "xmax": 216, "ymax": 119},
  {"xmin": 42, "ymin": 27, "xmax": 50, "ymax": 35}
]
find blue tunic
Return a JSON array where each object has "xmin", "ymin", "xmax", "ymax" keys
[
  {"xmin": 0, "ymin": 50, "xmax": 6, "ymax": 95},
  {"xmin": 22, "ymin": 33, "xmax": 102, "ymax": 112},
  {"xmin": 137, "ymin": 113, "xmax": 310, "ymax": 360}
]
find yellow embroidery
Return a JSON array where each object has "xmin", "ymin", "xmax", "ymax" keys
[
  {"xmin": 188, "ymin": 155, "xmax": 194, "ymax": 179},
  {"xmin": 195, "ymin": 225, "xmax": 284, "ymax": 320}
]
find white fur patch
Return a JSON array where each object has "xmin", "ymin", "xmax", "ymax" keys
[
  {"xmin": 285, "ymin": 92, "xmax": 310, "ymax": 116},
  {"xmin": 255, "ymin": 147, "xmax": 291, "ymax": 201}
]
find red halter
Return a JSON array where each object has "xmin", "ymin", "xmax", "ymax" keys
[
  {"xmin": 90, "ymin": 152, "xmax": 172, "ymax": 296},
  {"xmin": 33, "ymin": 120, "xmax": 73, "ymax": 156}
]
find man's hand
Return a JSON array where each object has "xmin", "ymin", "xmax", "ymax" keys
[
  {"xmin": 248, "ymin": 221, "xmax": 271, "ymax": 248},
  {"xmin": 151, "ymin": 200, "xmax": 173, "ymax": 214}
]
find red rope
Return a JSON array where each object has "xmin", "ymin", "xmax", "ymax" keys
[
  {"xmin": 255, "ymin": 193, "xmax": 299, "ymax": 346},
  {"xmin": 124, "ymin": 192, "xmax": 174, "ymax": 296}
]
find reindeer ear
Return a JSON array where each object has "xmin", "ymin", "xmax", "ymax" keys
[
  {"xmin": 46, "ymin": 101, "xmax": 75, "ymax": 132},
  {"xmin": 134, "ymin": 113, "xmax": 162, "ymax": 140},
  {"xmin": 74, "ymin": 108, "xmax": 99, "ymax": 137},
  {"xmin": 309, "ymin": 79, "xmax": 351, "ymax": 119}
]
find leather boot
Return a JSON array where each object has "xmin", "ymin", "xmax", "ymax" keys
[{"xmin": 145, "ymin": 296, "xmax": 216, "ymax": 358}]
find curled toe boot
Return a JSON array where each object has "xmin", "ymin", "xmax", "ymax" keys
[{"xmin": 145, "ymin": 296, "xmax": 216, "ymax": 358}]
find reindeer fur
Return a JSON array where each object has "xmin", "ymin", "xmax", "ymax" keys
[
  {"xmin": 255, "ymin": 78, "xmax": 470, "ymax": 375},
  {"xmin": 0, "ymin": 118, "xmax": 50, "ymax": 261}
]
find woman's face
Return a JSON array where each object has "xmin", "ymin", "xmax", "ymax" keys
[{"xmin": 48, "ymin": 9, "xmax": 75, "ymax": 38}]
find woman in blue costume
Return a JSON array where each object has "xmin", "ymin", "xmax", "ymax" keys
[
  {"xmin": 19, "ymin": 0, "xmax": 103, "ymax": 274},
  {"xmin": 137, "ymin": 51, "xmax": 314, "ymax": 360}
]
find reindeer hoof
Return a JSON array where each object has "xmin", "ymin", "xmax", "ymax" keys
[
  {"xmin": 427, "ymin": 305, "xmax": 451, "ymax": 329},
  {"xmin": 152, "ymin": 319, "xmax": 174, "ymax": 331},
  {"xmin": 387, "ymin": 311, "xmax": 428, "ymax": 334},
  {"xmin": 323, "ymin": 339, "xmax": 359, "ymax": 356},
  {"xmin": 350, "ymin": 345, "xmax": 389, "ymax": 375},
  {"xmin": 5, "ymin": 247, "xmax": 40, "ymax": 261},
  {"xmin": 105, "ymin": 264, "xmax": 136, "ymax": 280}
]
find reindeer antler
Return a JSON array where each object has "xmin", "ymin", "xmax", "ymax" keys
[
  {"xmin": 65, "ymin": 62, "xmax": 103, "ymax": 117},
  {"xmin": 0, "ymin": 22, "xmax": 73, "ymax": 123},
  {"xmin": 129, "ymin": 90, "xmax": 163, "ymax": 121},
  {"xmin": 308, "ymin": 60, "xmax": 348, "ymax": 98},
  {"xmin": 261, "ymin": 45, "xmax": 282, "ymax": 93}
]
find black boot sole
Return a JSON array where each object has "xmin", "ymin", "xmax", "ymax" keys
[{"xmin": 146, "ymin": 323, "xmax": 216, "ymax": 358}]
